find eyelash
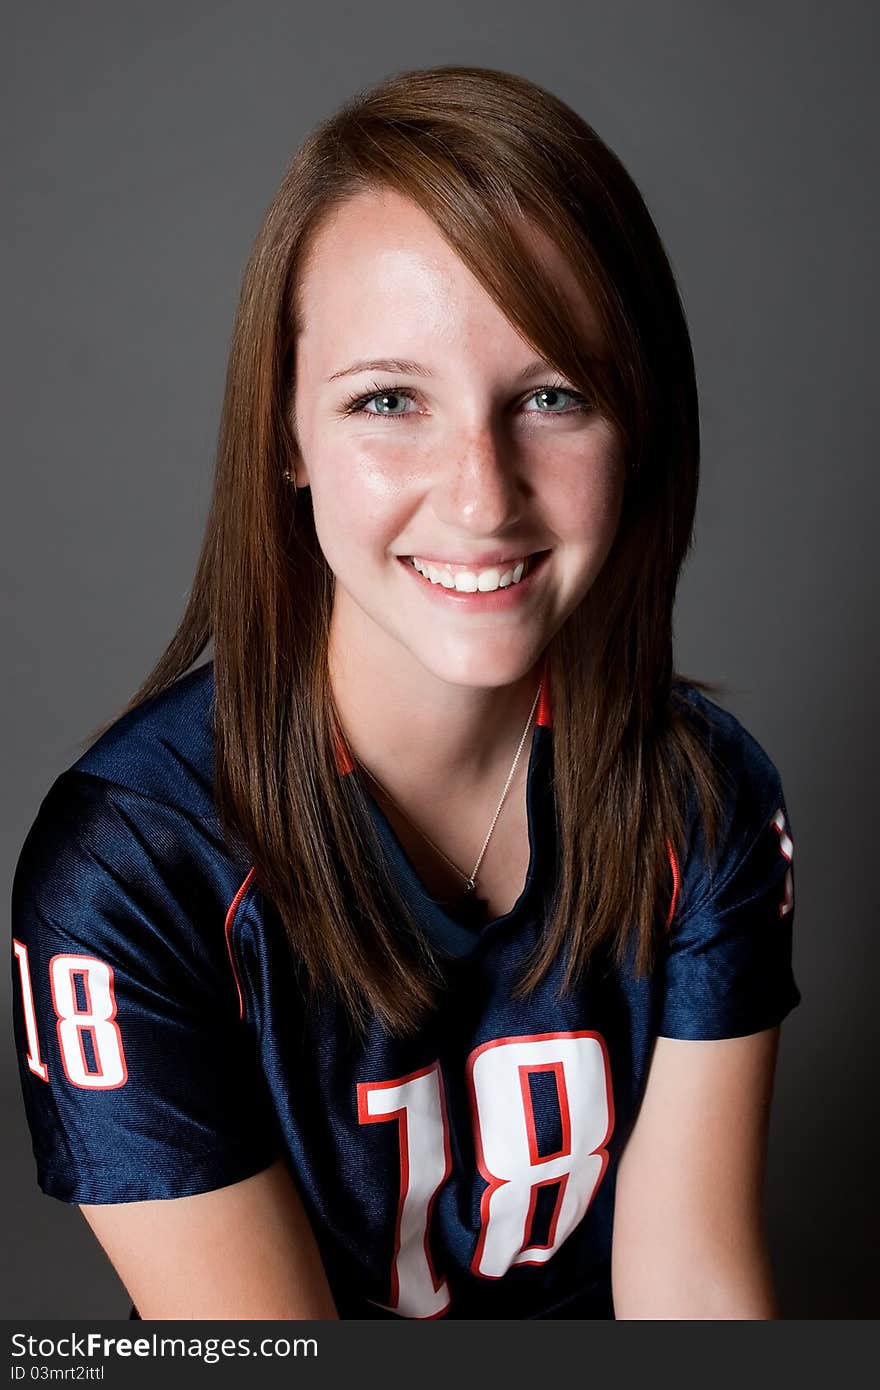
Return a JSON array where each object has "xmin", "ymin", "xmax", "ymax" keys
[{"xmin": 338, "ymin": 378, "xmax": 592, "ymax": 419}]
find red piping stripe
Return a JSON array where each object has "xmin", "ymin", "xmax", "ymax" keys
[
  {"xmin": 334, "ymin": 728, "xmax": 355, "ymax": 776},
  {"xmin": 224, "ymin": 867, "xmax": 255, "ymax": 1021},
  {"xmin": 664, "ymin": 837, "xmax": 680, "ymax": 930},
  {"xmin": 536, "ymin": 650, "xmax": 552, "ymax": 727}
]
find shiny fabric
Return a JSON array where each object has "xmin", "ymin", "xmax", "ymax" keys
[{"xmin": 12, "ymin": 662, "xmax": 799, "ymax": 1319}]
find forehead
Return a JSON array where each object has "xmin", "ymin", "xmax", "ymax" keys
[{"xmin": 294, "ymin": 187, "xmax": 603, "ymax": 361}]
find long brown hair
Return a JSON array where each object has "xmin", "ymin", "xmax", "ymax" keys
[{"xmin": 87, "ymin": 65, "xmax": 728, "ymax": 1034}]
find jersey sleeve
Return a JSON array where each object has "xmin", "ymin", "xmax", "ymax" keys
[
  {"xmin": 657, "ymin": 718, "xmax": 801, "ymax": 1041},
  {"xmin": 11, "ymin": 770, "xmax": 283, "ymax": 1204}
]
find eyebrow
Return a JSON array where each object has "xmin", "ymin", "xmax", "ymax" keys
[{"xmin": 325, "ymin": 356, "xmax": 569, "ymax": 384}]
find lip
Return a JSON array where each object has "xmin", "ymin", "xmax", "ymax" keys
[{"xmin": 397, "ymin": 549, "xmax": 551, "ymax": 611}]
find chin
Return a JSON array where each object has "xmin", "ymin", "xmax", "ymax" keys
[{"xmin": 406, "ymin": 636, "xmax": 546, "ymax": 691}]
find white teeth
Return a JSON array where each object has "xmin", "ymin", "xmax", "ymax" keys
[{"xmin": 409, "ymin": 555, "xmax": 534, "ymax": 592}]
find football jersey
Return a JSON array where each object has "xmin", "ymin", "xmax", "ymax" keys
[{"xmin": 11, "ymin": 660, "xmax": 800, "ymax": 1320}]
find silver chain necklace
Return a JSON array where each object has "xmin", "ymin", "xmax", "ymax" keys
[{"xmin": 357, "ymin": 680, "xmax": 542, "ymax": 896}]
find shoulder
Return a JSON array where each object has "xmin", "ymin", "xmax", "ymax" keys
[
  {"xmin": 672, "ymin": 680, "xmax": 784, "ymax": 793},
  {"xmin": 21, "ymin": 658, "xmax": 230, "ymax": 884},
  {"xmin": 13, "ymin": 661, "xmax": 252, "ymax": 965},
  {"xmin": 672, "ymin": 680, "xmax": 786, "ymax": 833},
  {"xmin": 71, "ymin": 659, "xmax": 218, "ymax": 820},
  {"xmin": 652, "ymin": 682, "xmax": 800, "ymax": 1039},
  {"xmin": 669, "ymin": 680, "xmax": 791, "ymax": 922}
]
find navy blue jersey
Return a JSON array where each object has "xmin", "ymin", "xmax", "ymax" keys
[{"xmin": 11, "ymin": 662, "xmax": 799, "ymax": 1319}]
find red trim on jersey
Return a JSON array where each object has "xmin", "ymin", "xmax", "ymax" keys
[
  {"xmin": 334, "ymin": 728, "xmax": 355, "ymax": 776},
  {"xmin": 224, "ymin": 868, "xmax": 255, "ymax": 1021},
  {"xmin": 536, "ymin": 650, "xmax": 552, "ymax": 727},
  {"xmin": 664, "ymin": 837, "xmax": 680, "ymax": 930}
]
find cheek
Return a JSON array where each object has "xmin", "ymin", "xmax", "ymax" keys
[
  {"xmin": 541, "ymin": 436, "xmax": 626, "ymax": 546},
  {"xmin": 306, "ymin": 440, "xmax": 414, "ymax": 554}
]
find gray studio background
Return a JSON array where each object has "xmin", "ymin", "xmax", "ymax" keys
[{"xmin": 4, "ymin": 0, "xmax": 876, "ymax": 1319}]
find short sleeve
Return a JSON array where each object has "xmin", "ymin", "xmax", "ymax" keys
[
  {"xmin": 658, "ymin": 722, "xmax": 801, "ymax": 1041},
  {"xmin": 11, "ymin": 771, "xmax": 282, "ymax": 1204}
]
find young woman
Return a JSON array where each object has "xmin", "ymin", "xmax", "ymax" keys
[{"xmin": 11, "ymin": 65, "xmax": 799, "ymax": 1320}]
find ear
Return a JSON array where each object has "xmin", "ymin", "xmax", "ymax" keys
[{"xmin": 287, "ymin": 405, "xmax": 309, "ymax": 488}]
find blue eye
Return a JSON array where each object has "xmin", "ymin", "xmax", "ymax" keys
[
  {"xmin": 526, "ymin": 386, "xmax": 583, "ymax": 412},
  {"xmin": 362, "ymin": 389, "xmax": 415, "ymax": 416}
]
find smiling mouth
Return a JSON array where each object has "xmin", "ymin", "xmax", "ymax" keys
[{"xmin": 402, "ymin": 551, "xmax": 550, "ymax": 593}]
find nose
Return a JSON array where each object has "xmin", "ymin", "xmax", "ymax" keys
[{"xmin": 430, "ymin": 420, "xmax": 527, "ymax": 537}]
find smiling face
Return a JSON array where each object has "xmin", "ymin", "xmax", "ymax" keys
[{"xmin": 291, "ymin": 188, "xmax": 626, "ymax": 693}]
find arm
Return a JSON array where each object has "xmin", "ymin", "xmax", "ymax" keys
[
  {"xmin": 80, "ymin": 1158, "xmax": 338, "ymax": 1320},
  {"xmin": 13, "ymin": 775, "xmax": 333, "ymax": 1316},
  {"xmin": 611, "ymin": 1027, "xmax": 781, "ymax": 1319}
]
